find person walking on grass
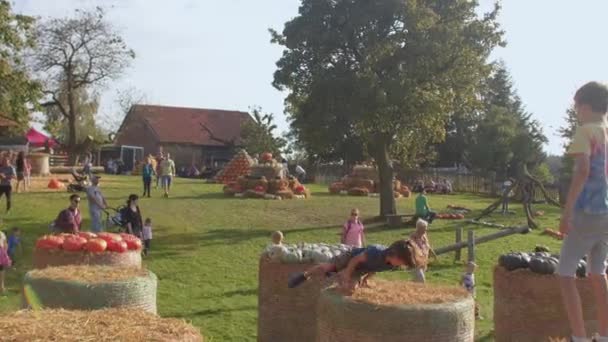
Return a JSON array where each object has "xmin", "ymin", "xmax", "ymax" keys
[
  {"xmin": 154, "ymin": 152, "xmax": 164, "ymax": 189},
  {"xmin": 415, "ymin": 189, "xmax": 436, "ymax": 224},
  {"xmin": 159, "ymin": 153, "xmax": 175, "ymax": 198},
  {"xmin": 0, "ymin": 156, "xmax": 15, "ymax": 214},
  {"xmin": 409, "ymin": 219, "xmax": 435, "ymax": 283},
  {"xmin": 341, "ymin": 209, "xmax": 366, "ymax": 248},
  {"xmin": 142, "ymin": 218, "xmax": 152, "ymax": 256},
  {"xmin": 85, "ymin": 176, "xmax": 107, "ymax": 233},
  {"xmin": 15, "ymin": 152, "xmax": 26, "ymax": 193},
  {"xmin": 558, "ymin": 82, "xmax": 608, "ymax": 342},
  {"xmin": 142, "ymin": 158, "xmax": 155, "ymax": 198}
]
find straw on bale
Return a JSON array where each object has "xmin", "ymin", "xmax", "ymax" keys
[
  {"xmin": 23, "ymin": 266, "xmax": 158, "ymax": 314},
  {"xmin": 250, "ymin": 164, "xmax": 282, "ymax": 180},
  {"xmin": 258, "ymin": 257, "xmax": 325, "ymax": 342},
  {"xmin": 0, "ymin": 308, "xmax": 203, "ymax": 342},
  {"xmin": 329, "ymin": 182, "xmax": 344, "ymax": 194},
  {"xmin": 348, "ymin": 187, "xmax": 369, "ymax": 196},
  {"xmin": 317, "ymin": 280, "xmax": 474, "ymax": 342},
  {"xmin": 275, "ymin": 189, "xmax": 294, "ymax": 199},
  {"xmin": 268, "ymin": 179, "xmax": 289, "ymax": 194},
  {"xmin": 33, "ymin": 248, "xmax": 142, "ymax": 269},
  {"xmin": 352, "ymin": 165, "xmax": 378, "ymax": 182},
  {"xmin": 494, "ymin": 266, "xmax": 597, "ymax": 342},
  {"xmin": 342, "ymin": 177, "xmax": 375, "ymax": 193}
]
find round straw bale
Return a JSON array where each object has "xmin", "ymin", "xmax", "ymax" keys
[
  {"xmin": 33, "ymin": 248, "xmax": 142, "ymax": 269},
  {"xmin": 276, "ymin": 189, "xmax": 294, "ymax": 199},
  {"xmin": 23, "ymin": 266, "xmax": 157, "ymax": 313},
  {"xmin": 329, "ymin": 182, "xmax": 344, "ymax": 194},
  {"xmin": 258, "ymin": 257, "xmax": 325, "ymax": 342},
  {"xmin": 494, "ymin": 266, "xmax": 597, "ymax": 342},
  {"xmin": 268, "ymin": 179, "xmax": 289, "ymax": 194},
  {"xmin": 348, "ymin": 187, "xmax": 369, "ymax": 196},
  {"xmin": 0, "ymin": 308, "xmax": 203, "ymax": 341},
  {"xmin": 317, "ymin": 280, "xmax": 474, "ymax": 342}
]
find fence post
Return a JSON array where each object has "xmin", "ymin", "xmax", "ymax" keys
[
  {"xmin": 467, "ymin": 230, "xmax": 476, "ymax": 263},
  {"xmin": 454, "ymin": 227, "xmax": 463, "ymax": 262}
]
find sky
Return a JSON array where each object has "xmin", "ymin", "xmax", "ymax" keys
[{"xmin": 14, "ymin": 0, "xmax": 608, "ymax": 156}]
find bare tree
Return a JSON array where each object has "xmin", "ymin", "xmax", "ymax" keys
[
  {"xmin": 31, "ymin": 7, "xmax": 134, "ymax": 163},
  {"xmin": 101, "ymin": 86, "xmax": 148, "ymax": 135}
]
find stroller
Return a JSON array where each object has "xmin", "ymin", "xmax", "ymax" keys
[
  {"xmin": 67, "ymin": 169, "xmax": 90, "ymax": 193},
  {"xmin": 104, "ymin": 205, "xmax": 129, "ymax": 233}
]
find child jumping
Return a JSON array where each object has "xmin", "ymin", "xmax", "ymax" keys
[
  {"xmin": 288, "ymin": 239, "xmax": 425, "ymax": 291},
  {"xmin": 558, "ymin": 82, "xmax": 608, "ymax": 342},
  {"xmin": 341, "ymin": 209, "xmax": 365, "ymax": 248}
]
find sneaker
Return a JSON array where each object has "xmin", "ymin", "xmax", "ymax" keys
[{"xmin": 288, "ymin": 272, "xmax": 308, "ymax": 288}]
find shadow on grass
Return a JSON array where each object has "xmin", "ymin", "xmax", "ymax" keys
[{"xmin": 170, "ymin": 305, "xmax": 256, "ymax": 318}]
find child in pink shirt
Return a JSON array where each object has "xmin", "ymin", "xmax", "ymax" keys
[{"xmin": 341, "ymin": 208, "xmax": 365, "ymax": 247}]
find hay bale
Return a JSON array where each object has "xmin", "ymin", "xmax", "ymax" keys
[
  {"xmin": 494, "ymin": 266, "xmax": 597, "ymax": 342},
  {"xmin": 343, "ymin": 176, "xmax": 375, "ymax": 192},
  {"xmin": 23, "ymin": 266, "xmax": 157, "ymax": 313},
  {"xmin": 33, "ymin": 248, "xmax": 142, "ymax": 269},
  {"xmin": 276, "ymin": 190, "xmax": 294, "ymax": 199},
  {"xmin": 317, "ymin": 280, "xmax": 474, "ymax": 342},
  {"xmin": 352, "ymin": 165, "xmax": 378, "ymax": 181},
  {"xmin": 329, "ymin": 182, "xmax": 344, "ymax": 194},
  {"xmin": 268, "ymin": 179, "xmax": 289, "ymax": 194},
  {"xmin": 348, "ymin": 187, "xmax": 369, "ymax": 196},
  {"xmin": 258, "ymin": 257, "xmax": 324, "ymax": 342},
  {"xmin": 251, "ymin": 164, "xmax": 282, "ymax": 179},
  {"xmin": 0, "ymin": 308, "xmax": 203, "ymax": 341},
  {"xmin": 244, "ymin": 189, "xmax": 266, "ymax": 198}
]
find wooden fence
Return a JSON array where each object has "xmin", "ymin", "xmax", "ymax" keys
[{"xmin": 312, "ymin": 165, "xmax": 560, "ymax": 201}]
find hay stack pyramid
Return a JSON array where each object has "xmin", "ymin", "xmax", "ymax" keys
[{"xmin": 215, "ymin": 149, "xmax": 254, "ymax": 184}]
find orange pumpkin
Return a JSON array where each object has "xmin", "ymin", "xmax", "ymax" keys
[{"xmin": 86, "ymin": 238, "xmax": 107, "ymax": 253}]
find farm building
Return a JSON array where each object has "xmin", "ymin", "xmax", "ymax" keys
[{"xmin": 114, "ymin": 104, "xmax": 251, "ymax": 168}]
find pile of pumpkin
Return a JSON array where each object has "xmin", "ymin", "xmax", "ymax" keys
[
  {"xmin": 498, "ymin": 249, "xmax": 586, "ymax": 277},
  {"xmin": 329, "ymin": 168, "xmax": 411, "ymax": 198},
  {"xmin": 215, "ymin": 149, "xmax": 255, "ymax": 184},
  {"xmin": 263, "ymin": 243, "xmax": 352, "ymax": 263},
  {"xmin": 437, "ymin": 213, "xmax": 465, "ymax": 220},
  {"xmin": 36, "ymin": 232, "xmax": 142, "ymax": 254}
]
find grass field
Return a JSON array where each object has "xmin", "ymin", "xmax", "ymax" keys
[{"xmin": 0, "ymin": 176, "xmax": 564, "ymax": 341}]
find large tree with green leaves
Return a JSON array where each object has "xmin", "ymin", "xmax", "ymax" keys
[
  {"xmin": 240, "ymin": 107, "xmax": 288, "ymax": 157},
  {"xmin": 0, "ymin": 1, "xmax": 41, "ymax": 132},
  {"xmin": 272, "ymin": 0, "xmax": 503, "ymax": 216},
  {"xmin": 31, "ymin": 7, "xmax": 134, "ymax": 162}
]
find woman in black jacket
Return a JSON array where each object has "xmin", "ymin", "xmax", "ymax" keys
[{"xmin": 123, "ymin": 194, "xmax": 143, "ymax": 238}]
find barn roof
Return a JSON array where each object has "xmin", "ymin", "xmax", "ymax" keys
[{"xmin": 123, "ymin": 104, "xmax": 251, "ymax": 146}]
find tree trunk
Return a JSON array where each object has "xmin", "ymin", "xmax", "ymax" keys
[
  {"xmin": 66, "ymin": 73, "xmax": 78, "ymax": 165},
  {"xmin": 372, "ymin": 139, "xmax": 396, "ymax": 217}
]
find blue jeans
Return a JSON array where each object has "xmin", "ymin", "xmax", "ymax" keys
[{"xmin": 90, "ymin": 208, "xmax": 104, "ymax": 233}]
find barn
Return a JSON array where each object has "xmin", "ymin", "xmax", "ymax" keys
[{"xmin": 114, "ymin": 104, "xmax": 251, "ymax": 168}]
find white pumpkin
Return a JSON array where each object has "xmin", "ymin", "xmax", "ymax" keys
[{"xmin": 268, "ymin": 245, "xmax": 288, "ymax": 261}]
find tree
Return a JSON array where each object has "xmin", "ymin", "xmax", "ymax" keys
[
  {"xmin": 0, "ymin": 1, "xmax": 41, "ymax": 132},
  {"xmin": 31, "ymin": 7, "xmax": 134, "ymax": 162},
  {"xmin": 103, "ymin": 86, "xmax": 148, "ymax": 134},
  {"xmin": 273, "ymin": 0, "xmax": 503, "ymax": 216},
  {"xmin": 558, "ymin": 106, "xmax": 577, "ymax": 203},
  {"xmin": 43, "ymin": 83, "xmax": 107, "ymax": 144},
  {"xmin": 241, "ymin": 107, "xmax": 287, "ymax": 157}
]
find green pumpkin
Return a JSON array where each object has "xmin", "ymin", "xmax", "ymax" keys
[{"xmin": 529, "ymin": 256, "xmax": 559, "ymax": 275}]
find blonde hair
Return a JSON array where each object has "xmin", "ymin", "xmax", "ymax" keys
[
  {"xmin": 271, "ymin": 231, "xmax": 284, "ymax": 245},
  {"xmin": 416, "ymin": 219, "xmax": 428, "ymax": 231}
]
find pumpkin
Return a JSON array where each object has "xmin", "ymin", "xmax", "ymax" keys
[
  {"xmin": 254, "ymin": 185, "xmax": 265, "ymax": 193},
  {"xmin": 261, "ymin": 152, "xmax": 273, "ymax": 162},
  {"xmin": 125, "ymin": 237, "xmax": 142, "ymax": 251},
  {"xmin": 97, "ymin": 232, "xmax": 123, "ymax": 244},
  {"xmin": 268, "ymin": 245, "xmax": 288, "ymax": 261},
  {"xmin": 576, "ymin": 259, "xmax": 587, "ymax": 278},
  {"xmin": 62, "ymin": 236, "xmax": 87, "ymax": 251},
  {"xmin": 107, "ymin": 239, "xmax": 128, "ymax": 253},
  {"xmin": 498, "ymin": 252, "xmax": 531, "ymax": 271},
  {"xmin": 78, "ymin": 232, "xmax": 97, "ymax": 240},
  {"xmin": 86, "ymin": 238, "xmax": 108, "ymax": 253},
  {"xmin": 36, "ymin": 235, "xmax": 64, "ymax": 250},
  {"xmin": 529, "ymin": 256, "xmax": 559, "ymax": 275},
  {"xmin": 294, "ymin": 185, "xmax": 305, "ymax": 194}
]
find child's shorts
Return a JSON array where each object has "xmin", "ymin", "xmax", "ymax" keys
[{"xmin": 558, "ymin": 212, "xmax": 608, "ymax": 277}]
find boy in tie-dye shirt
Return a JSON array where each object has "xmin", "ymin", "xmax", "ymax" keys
[{"xmin": 558, "ymin": 82, "xmax": 608, "ymax": 342}]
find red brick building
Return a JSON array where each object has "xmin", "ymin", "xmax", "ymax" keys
[{"xmin": 114, "ymin": 104, "xmax": 251, "ymax": 168}]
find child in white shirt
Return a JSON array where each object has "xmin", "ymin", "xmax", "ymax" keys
[{"xmin": 142, "ymin": 218, "xmax": 152, "ymax": 256}]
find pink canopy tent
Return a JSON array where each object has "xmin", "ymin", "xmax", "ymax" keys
[{"xmin": 25, "ymin": 128, "xmax": 59, "ymax": 148}]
